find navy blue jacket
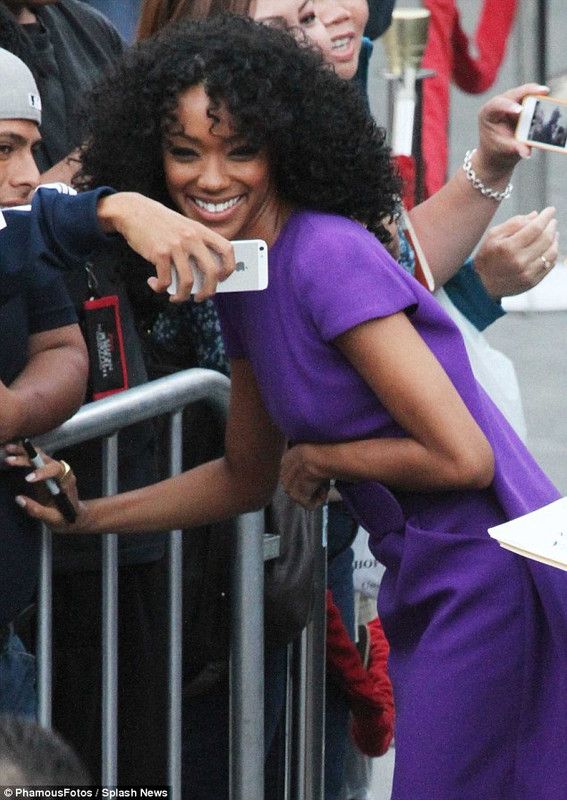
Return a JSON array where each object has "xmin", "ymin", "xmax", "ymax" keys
[{"xmin": 0, "ymin": 187, "xmax": 111, "ymax": 625}]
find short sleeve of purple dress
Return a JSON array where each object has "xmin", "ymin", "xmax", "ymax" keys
[{"xmin": 216, "ymin": 210, "xmax": 567, "ymax": 800}]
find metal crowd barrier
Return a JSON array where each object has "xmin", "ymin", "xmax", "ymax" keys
[{"xmin": 34, "ymin": 368, "xmax": 326, "ymax": 799}]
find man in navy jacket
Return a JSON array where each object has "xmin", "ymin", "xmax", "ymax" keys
[{"xmin": 0, "ymin": 47, "xmax": 87, "ymax": 719}]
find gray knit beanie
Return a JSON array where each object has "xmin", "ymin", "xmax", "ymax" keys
[{"xmin": 0, "ymin": 48, "xmax": 41, "ymax": 124}]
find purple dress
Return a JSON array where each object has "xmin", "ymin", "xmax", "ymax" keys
[{"xmin": 216, "ymin": 210, "xmax": 567, "ymax": 799}]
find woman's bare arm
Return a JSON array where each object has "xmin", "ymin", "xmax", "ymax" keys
[
  {"xmin": 280, "ymin": 311, "xmax": 494, "ymax": 507},
  {"xmin": 408, "ymin": 83, "xmax": 548, "ymax": 287},
  {"xmin": 9, "ymin": 358, "xmax": 287, "ymax": 534}
]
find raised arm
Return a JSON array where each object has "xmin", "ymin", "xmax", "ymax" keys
[
  {"xmin": 408, "ymin": 83, "xmax": 549, "ymax": 287},
  {"xmin": 96, "ymin": 192, "xmax": 236, "ymax": 302},
  {"xmin": 9, "ymin": 358, "xmax": 286, "ymax": 534},
  {"xmin": 280, "ymin": 311, "xmax": 494, "ymax": 508},
  {"xmin": 29, "ymin": 187, "xmax": 236, "ymax": 303}
]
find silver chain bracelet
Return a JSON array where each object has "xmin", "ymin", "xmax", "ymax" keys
[{"xmin": 463, "ymin": 149, "xmax": 513, "ymax": 201}]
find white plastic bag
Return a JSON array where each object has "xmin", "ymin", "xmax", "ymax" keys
[
  {"xmin": 352, "ymin": 527, "xmax": 385, "ymax": 599},
  {"xmin": 434, "ymin": 287, "xmax": 527, "ymax": 441}
]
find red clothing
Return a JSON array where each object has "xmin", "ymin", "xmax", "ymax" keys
[
  {"xmin": 420, "ymin": 0, "xmax": 517, "ymax": 196},
  {"xmin": 326, "ymin": 590, "xmax": 395, "ymax": 757}
]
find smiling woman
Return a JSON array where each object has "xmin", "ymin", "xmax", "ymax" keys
[
  {"xmin": 313, "ymin": 0, "xmax": 368, "ymax": 80},
  {"xmin": 162, "ymin": 84, "xmax": 286, "ymax": 243},
  {"xmin": 13, "ymin": 15, "xmax": 567, "ymax": 800},
  {"xmin": 68, "ymin": 19, "xmax": 400, "ymax": 799},
  {"xmin": 73, "ymin": 17, "xmax": 399, "ymax": 241}
]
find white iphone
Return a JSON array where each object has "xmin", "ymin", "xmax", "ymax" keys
[
  {"xmin": 515, "ymin": 95, "xmax": 567, "ymax": 153},
  {"xmin": 167, "ymin": 239, "xmax": 268, "ymax": 295}
]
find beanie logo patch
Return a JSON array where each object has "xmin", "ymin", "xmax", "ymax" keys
[{"xmin": 28, "ymin": 93, "xmax": 41, "ymax": 111}]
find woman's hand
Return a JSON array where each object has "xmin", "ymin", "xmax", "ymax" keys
[
  {"xmin": 409, "ymin": 84, "xmax": 553, "ymax": 288},
  {"xmin": 475, "ymin": 83, "xmax": 550, "ymax": 180},
  {"xmin": 280, "ymin": 444, "xmax": 332, "ymax": 509},
  {"xmin": 474, "ymin": 206, "xmax": 559, "ymax": 300},
  {"xmin": 96, "ymin": 192, "xmax": 236, "ymax": 303},
  {"xmin": 5, "ymin": 444, "xmax": 87, "ymax": 534}
]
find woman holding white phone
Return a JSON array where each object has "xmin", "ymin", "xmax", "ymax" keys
[{"xmin": 9, "ymin": 18, "xmax": 567, "ymax": 800}]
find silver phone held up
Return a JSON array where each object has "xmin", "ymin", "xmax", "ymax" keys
[{"xmin": 168, "ymin": 239, "xmax": 268, "ymax": 295}]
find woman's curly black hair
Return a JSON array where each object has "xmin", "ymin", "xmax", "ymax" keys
[{"xmin": 76, "ymin": 14, "xmax": 401, "ymax": 243}]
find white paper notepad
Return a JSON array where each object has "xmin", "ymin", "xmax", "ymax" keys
[{"xmin": 488, "ymin": 497, "xmax": 567, "ymax": 570}]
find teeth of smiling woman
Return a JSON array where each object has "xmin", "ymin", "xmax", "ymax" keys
[
  {"xmin": 332, "ymin": 36, "xmax": 351, "ymax": 51},
  {"xmin": 194, "ymin": 196, "xmax": 241, "ymax": 213}
]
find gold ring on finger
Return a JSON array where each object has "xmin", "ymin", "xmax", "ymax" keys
[
  {"xmin": 541, "ymin": 255, "xmax": 553, "ymax": 270},
  {"xmin": 59, "ymin": 460, "xmax": 73, "ymax": 482}
]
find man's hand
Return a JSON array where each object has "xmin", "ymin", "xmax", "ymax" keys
[
  {"xmin": 475, "ymin": 206, "xmax": 559, "ymax": 300},
  {"xmin": 96, "ymin": 192, "xmax": 236, "ymax": 302}
]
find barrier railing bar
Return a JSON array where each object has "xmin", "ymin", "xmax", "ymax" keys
[
  {"xmin": 101, "ymin": 434, "xmax": 119, "ymax": 786},
  {"xmin": 283, "ymin": 645, "xmax": 294, "ymax": 800},
  {"xmin": 167, "ymin": 410, "xmax": 184, "ymax": 799},
  {"xmin": 38, "ymin": 370, "xmax": 266, "ymax": 796},
  {"xmin": 37, "ymin": 526, "xmax": 52, "ymax": 728},
  {"xmin": 304, "ymin": 534, "xmax": 327, "ymax": 800},
  {"xmin": 291, "ymin": 630, "xmax": 308, "ymax": 800},
  {"xmin": 37, "ymin": 370, "xmax": 231, "ymax": 453},
  {"xmin": 36, "ymin": 368, "xmax": 324, "ymax": 798},
  {"xmin": 230, "ymin": 510, "xmax": 265, "ymax": 800}
]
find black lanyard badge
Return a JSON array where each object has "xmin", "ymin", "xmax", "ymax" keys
[{"xmin": 83, "ymin": 292, "xmax": 129, "ymax": 400}]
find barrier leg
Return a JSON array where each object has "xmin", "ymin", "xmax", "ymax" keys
[
  {"xmin": 230, "ymin": 511, "xmax": 265, "ymax": 800},
  {"xmin": 304, "ymin": 533, "xmax": 327, "ymax": 800},
  {"xmin": 167, "ymin": 410, "xmax": 184, "ymax": 799},
  {"xmin": 37, "ymin": 525, "xmax": 52, "ymax": 728},
  {"xmin": 101, "ymin": 435, "xmax": 119, "ymax": 786}
]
